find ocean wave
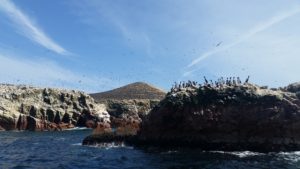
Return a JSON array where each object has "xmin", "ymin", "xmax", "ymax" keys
[
  {"xmin": 85, "ymin": 142, "xmax": 133, "ymax": 150},
  {"xmin": 208, "ymin": 151, "xmax": 265, "ymax": 158},
  {"xmin": 276, "ymin": 151, "xmax": 300, "ymax": 162},
  {"xmin": 64, "ymin": 127, "xmax": 91, "ymax": 131},
  {"xmin": 71, "ymin": 143, "xmax": 82, "ymax": 146}
]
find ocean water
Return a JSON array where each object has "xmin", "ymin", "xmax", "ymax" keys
[{"xmin": 0, "ymin": 130, "xmax": 300, "ymax": 169}]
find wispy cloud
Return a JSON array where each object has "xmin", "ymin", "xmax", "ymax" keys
[
  {"xmin": 0, "ymin": 47, "xmax": 113, "ymax": 93},
  {"xmin": 71, "ymin": 0, "xmax": 154, "ymax": 58},
  {"xmin": 0, "ymin": 0, "xmax": 69, "ymax": 55},
  {"xmin": 186, "ymin": 7, "xmax": 300, "ymax": 69}
]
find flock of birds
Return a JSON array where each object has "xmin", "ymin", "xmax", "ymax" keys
[{"xmin": 170, "ymin": 76, "xmax": 250, "ymax": 93}]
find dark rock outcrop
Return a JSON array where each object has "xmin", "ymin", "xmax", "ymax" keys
[
  {"xmin": 284, "ymin": 82, "xmax": 300, "ymax": 99},
  {"xmin": 285, "ymin": 82, "xmax": 300, "ymax": 93},
  {"xmin": 134, "ymin": 83, "xmax": 300, "ymax": 152},
  {"xmin": 84, "ymin": 81, "xmax": 300, "ymax": 152}
]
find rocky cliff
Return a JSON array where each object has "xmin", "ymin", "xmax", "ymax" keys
[
  {"xmin": 84, "ymin": 80, "xmax": 300, "ymax": 152},
  {"xmin": 0, "ymin": 84, "xmax": 110, "ymax": 131}
]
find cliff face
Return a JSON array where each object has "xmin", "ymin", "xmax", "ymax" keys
[
  {"xmin": 0, "ymin": 84, "xmax": 110, "ymax": 131},
  {"xmin": 135, "ymin": 83, "xmax": 300, "ymax": 151}
]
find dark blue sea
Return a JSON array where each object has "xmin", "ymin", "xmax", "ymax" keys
[{"xmin": 1, "ymin": 130, "xmax": 300, "ymax": 169}]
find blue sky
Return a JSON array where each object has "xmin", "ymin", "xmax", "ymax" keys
[{"xmin": 0, "ymin": 0, "xmax": 300, "ymax": 92}]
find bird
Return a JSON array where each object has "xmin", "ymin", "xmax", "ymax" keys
[
  {"xmin": 245, "ymin": 76, "xmax": 250, "ymax": 83},
  {"xmin": 204, "ymin": 76, "xmax": 208, "ymax": 84},
  {"xmin": 216, "ymin": 41, "xmax": 223, "ymax": 47}
]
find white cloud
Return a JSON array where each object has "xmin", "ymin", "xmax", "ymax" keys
[
  {"xmin": 186, "ymin": 6, "xmax": 300, "ymax": 69},
  {"xmin": 0, "ymin": 52, "xmax": 113, "ymax": 93},
  {"xmin": 0, "ymin": 0, "xmax": 69, "ymax": 55}
]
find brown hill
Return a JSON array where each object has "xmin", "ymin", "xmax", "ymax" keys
[{"xmin": 90, "ymin": 82, "xmax": 166, "ymax": 101}]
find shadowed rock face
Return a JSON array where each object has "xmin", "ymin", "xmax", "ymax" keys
[
  {"xmin": 0, "ymin": 84, "xmax": 110, "ymax": 131},
  {"xmin": 134, "ymin": 83, "xmax": 300, "ymax": 152},
  {"xmin": 102, "ymin": 99, "xmax": 160, "ymax": 135},
  {"xmin": 84, "ymin": 81, "xmax": 300, "ymax": 152}
]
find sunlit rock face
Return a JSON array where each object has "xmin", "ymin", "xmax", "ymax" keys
[
  {"xmin": 133, "ymin": 82, "xmax": 300, "ymax": 152},
  {"xmin": 0, "ymin": 84, "xmax": 110, "ymax": 131}
]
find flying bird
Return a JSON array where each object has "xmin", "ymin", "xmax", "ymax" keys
[{"xmin": 216, "ymin": 41, "xmax": 222, "ymax": 47}]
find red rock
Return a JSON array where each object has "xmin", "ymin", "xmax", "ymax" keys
[
  {"xmin": 85, "ymin": 120, "xmax": 97, "ymax": 128},
  {"xmin": 17, "ymin": 114, "xmax": 27, "ymax": 130},
  {"xmin": 92, "ymin": 122, "xmax": 112, "ymax": 135}
]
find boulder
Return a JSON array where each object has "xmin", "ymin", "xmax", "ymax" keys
[{"xmin": 285, "ymin": 82, "xmax": 300, "ymax": 93}]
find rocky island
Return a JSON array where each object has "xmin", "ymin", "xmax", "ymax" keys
[
  {"xmin": 3, "ymin": 79, "xmax": 300, "ymax": 152},
  {"xmin": 83, "ymin": 78, "xmax": 300, "ymax": 152}
]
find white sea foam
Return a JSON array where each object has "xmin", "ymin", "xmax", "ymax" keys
[
  {"xmin": 64, "ymin": 127, "xmax": 91, "ymax": 131},
  {"xmin": 208, "ymin": 151, "xmax": 265, "ymax": 158},
  {"xmin": 71, "ymin": 143, "xmax": 82, "ymax": 146},
  {"xmin": 277, "ymin": 151, "xmax": 300, "ymax": 162},
  {"xmin": 86, "ymin": 142, "xmax": 133, "ymax": 150}
]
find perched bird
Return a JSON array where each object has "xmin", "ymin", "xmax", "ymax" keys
[
  {"xmin": 204, "ymin": 76, "xmax": 208, "ymax": 84},
  {"xmin": 245, "ymin": 76, "xmax": 250, "ymax": 83}
]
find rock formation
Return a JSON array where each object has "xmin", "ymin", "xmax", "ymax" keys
[
  {"xmin": 0, "ymin": 84, "xmax": 110, "ymax": 131},
  {"xmin": 90, "ymin": 82, "xmax": 165, "ymax": 136},
  {"xmin": 284, "ymin": 82, "xmax": 300, "ymax": 99},
  {"xmin": 84, "ymin": 79, "xmax": 300, "ymax": 152}
]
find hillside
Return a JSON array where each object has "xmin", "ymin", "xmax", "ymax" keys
[{"xmin": 90, "ymin": 82, "xmax": 166, "ymax": 101}]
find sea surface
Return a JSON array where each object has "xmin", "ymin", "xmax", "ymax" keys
[{"xmin": 0, "ymin": 130, "xmax": 300, "ymax": 169}]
